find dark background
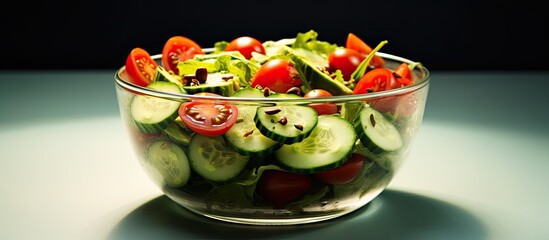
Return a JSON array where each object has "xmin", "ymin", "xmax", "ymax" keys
[{"xmin": 2, "ymin": 0, "xmax": 547, "ymax": 71}]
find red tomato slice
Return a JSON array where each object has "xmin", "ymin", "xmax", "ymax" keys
[
  {"xmin": 394, "ymin": 63, "xmax": 412, "ymax": 79},
  {"xmin": 314, "ymin": 154, "xmax": 365, "ymax": 185},
  {"xmin": 225, "ymin": 36, "xmax": 266, "ymax": 60},
  {"xmin": 394, "ymin": 63, "xmax": 414, "ymax": 87},
  {"xmin": 251, "ymin": 59, "xmax": 302, "ymax": 93},
  {"xmin": 353, "ymin": 68, "xmax": 399, "ymax": 94},
  {"xmin": 257, "ymin": 170, "xmax": 312, "ymax": 208},
  {"xmin": 303, "ymin": 89, "xmax": 338, "ymax": 115},
  {"xmin": 162, "ymin": 36, "xmax": 204, "ymax": 75},
  {"xmin": 125, "ymin": 47, "xmax": 158, "ymax": 87},
  {"xmin": 346, "ymin": 33, "xmax": 385, "ymax": 69},
  {"xmin": 178, "ymin": 93, "xmax": 238, "ymax": 137}
]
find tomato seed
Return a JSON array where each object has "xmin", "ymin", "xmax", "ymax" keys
[
  {"xmin": 212, "ymin": 117, "xmax": 222, "ymax": 125},
  {"xmin": 193, "ymin": 114, "xmax": 205, "ymax": 121}
]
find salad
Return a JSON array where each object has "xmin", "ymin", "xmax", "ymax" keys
[{"xmin": 119, "ymin": 30, "xmax": 424, "ymax": 215}]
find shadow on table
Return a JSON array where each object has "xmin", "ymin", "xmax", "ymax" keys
[{"xmin": 108, "ymin": 189, "xmax": 487, "ymax": 240}]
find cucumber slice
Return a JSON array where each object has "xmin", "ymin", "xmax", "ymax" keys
[
  {"xmin": 353, "ymin": 106, "xmax": 403, "ymax": 153},
  {"xmin": 255, "ymin": 105, "xmax": 318, "ymax": 144},
  {"xmin": 153, "ymin": 66, "xmax": 185, "ymax": 90},
  {"xmin": 231, "ymin": 86, "xmax": 265, "ymax": 98},
  {"xmin": 182, "ymin": 72, "xmax": 239, "ymax": 96},
  {"xmin": 290, "ymin": 48, "xmax": 353, "ymax": 96},
  {"xmin": 162, "ymin": 118, "xmax": 192, "ymax": 145},
  {"xmin": 275, "ymin": 115, "xmax": 357, "ymax": 173},
  {"xmin": 131, "ymin": 81, "xmax": 182, "ymax": 133},
  {"xmin": 188, "ymin": 134, "xmax": 250, "ymax": 183},
  {"xmin": 224, "ymin": 87, "xmax": 282, "ymax": 156},
  {"xmin": 146, "ymin": 140, "xmax": 191, "ymax": 187}
]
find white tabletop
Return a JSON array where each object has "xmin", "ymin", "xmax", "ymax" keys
[{"xmin": 1, "ymin": 71, "xmax": 548, "ymax": 239}]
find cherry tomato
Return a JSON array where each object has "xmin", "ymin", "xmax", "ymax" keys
[
  {"xmin": 257, "ymin": 170, "xmax": 312, "ymax": 208},
  {"xmin": 353, "ymin": 68, "xmax": 399, "ymax": 94},
  {"xmin": 314, "ymin": 154, "xmax": 365, "ymax": 185},
  {"xmin": 328, "ymin": 48, "xmax": 365, "ymax": 80},
  {"xmin": 162, "ymin": 36, "xmax": 204, "ymax": 75},
  {"xmin": 303, "ymin": 89, "xmax": 338, "ymax": 115},
  {"xmin": 178, "ymin": 93, "xmax": 238, "ymax": 137},
  {"xmin": 251, "ymin": 59, "xmax": 302, "ymax": 93},
  {"xmin": 346, "ymin": 33, "xmax": 385, "ymax": 69},
  {"xmin": 394, "ymin": 63, "xmax": 412, "ymax": 79},
  {"xmin": 125, "ymin": 47, "xmax": 158, "ymax": 87},
  {"xmin": 225, "ymin": 36, "xmax": 266, "ymax": 60},
  {"xmin": 394, "ymin": 63, "xmax": 414, "ymax": 86}
]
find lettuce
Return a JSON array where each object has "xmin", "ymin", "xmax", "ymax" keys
[
  {"xmin": 177, "ymin": 51, "xmax": 260, "ymax": 86},
  {"xmin": 291, "ymin": 30, "xmax": 339, "ymax": 59}
]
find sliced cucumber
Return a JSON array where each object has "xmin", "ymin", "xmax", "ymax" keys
[
  {"xmin": 182, "ymin": 72, "xmax": 239, "ymax": 96},
  {"xmin": 231, "ymin": 86, "xmax": 265, "ymax": 98},
  {"xmin": 353, "ymin": 106, "xmax": 403, "ymax": 153},
  {"xmin": 131, "ymin": 81, "xmax": 182, "ymax": 133},
  {"xmin": 146, "ymin": 140, "xmax": 191, "ymax": 187},
  {"xmin": 153, "ymin": 66, "xmax": 185, "ymax": 90},
  {"xmin": 275, "ymin": 115, "xmax": 357, "ymax": 173},
  {"xmin": 162, "ymin": 118, "xmax": 193, "ymax": 145},
  {"xmin": 255, "ymin": 105, "xmax": 318, "ymax": 144},
  {"xmin": 188, "ymin": 134, "xmax": 250, "ymax": 183},
  {"xmin": 224, "ymin": 87, "xmax": 282, "ymax": 156},
  {"xmin": 290, "ymin": 48, "xmax": 353, "ymax": 96}
]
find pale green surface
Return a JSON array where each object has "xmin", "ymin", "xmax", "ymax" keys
[{"xmin": 0, "ymin": 71, "xmax": 548, "ymax": 239}]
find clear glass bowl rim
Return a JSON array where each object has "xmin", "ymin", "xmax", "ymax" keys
[{"xmin": 114, "ymin": 50, "xmax": 430, "ymax": 104}]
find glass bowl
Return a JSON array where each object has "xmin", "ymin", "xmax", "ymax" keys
[{"xmin": 114, "ymin": 51, "xmax": 430, "ymax": 225}]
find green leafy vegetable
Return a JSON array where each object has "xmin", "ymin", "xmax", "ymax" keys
[
  {"xmin": 291, "ymin": 30, "xmax": 339, "ymax": 58},
  {"xmin": 213, "ymin": 41, "xmax": 229, "ymax": 53},
  {"xmin": 177, "ymin": 51, "xmax": 260, "ymax": 86}
]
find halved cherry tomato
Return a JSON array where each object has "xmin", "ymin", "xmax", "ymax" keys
[
  {"xmin": 346, "ymin": 33, "xmax": 385, "ymax": 69},
  {"xmin": 394, "ymin": 63, "xmax": 412, "ymax": 79},
  {"xmin": 125, "ymin": 47, "xmax": 158, "ymax": 87},
  {"xmin": 394, "ymin": 63, "xmax": 414, "ymax": 87},
  {"xmin": 314, "ymin": 154, "xmax": 365, "ymax": 185},
  {"xmin": 178, "ymin": 93, "xmax": 238, "ymax": 137},
  {"xmin": 353, "ymin": 68, "xmax": 399, "ymax": 94},
  {"xmin": 162, "ymin": 36, "xmax": 204, "ymax": 75},
  {"xmin": 328, "ymin": 48, "xmax": 365, "ymax": 80},
  {"xmin": 251, "ymin": 59, "xmax": 302, "ymax": 93},
  {"xmin": 225, "ymin": 36, "xmax": 266, "ymax": 60},
  {"xmin": 257, "ymin": 170, "xmax": 312, "ymax": 208},
  {"xmin": 303, "ymin": 89, "xmax": 338, "ymax": 115}
]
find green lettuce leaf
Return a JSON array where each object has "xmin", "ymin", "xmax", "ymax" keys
[
  {"xmin": 291, "ymin": 30, "xmax": 339, "ymax": 58},
  {"xmin": 177, "ymin": 51, "xmax": 260, "ymax": 86}
]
